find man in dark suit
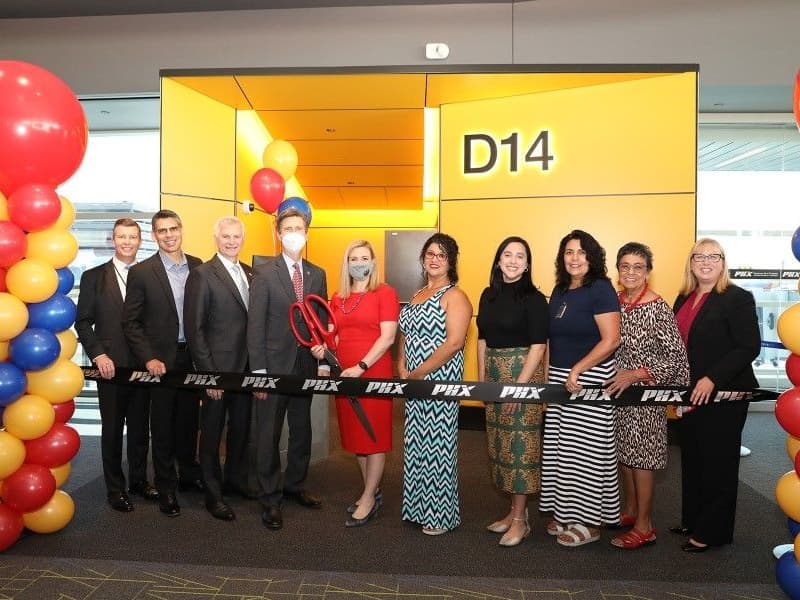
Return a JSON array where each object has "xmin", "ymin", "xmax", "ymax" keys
[
  {"xmin": 76, "ymin": 218, "xmax": 157, "ymax": 513},
  {"xmin": 123, "ymin": 209, "xmax": 203, "ymax": 517},
  {"xmin": 184, "ymin": 216, "xmax": 254, "ymax": 521},
  {"xmin": 247, "ymin": 207, "xmax": 328, "ymax": 530}
]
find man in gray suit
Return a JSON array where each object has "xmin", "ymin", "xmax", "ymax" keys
[
  {"xmin": 184, "ymin": 216, "xmax": 253, "ymax": 521},
  {"xmin": 246, "ymin": 207, "xmax": 328, "ymax": 530}
]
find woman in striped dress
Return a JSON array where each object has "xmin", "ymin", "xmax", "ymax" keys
[
  {"xmin": 397, "ymin": 233, "xmax": 473, "ymax": 536},
  {"xmin": 540, "ymin": 230, "xmax": 621, "ymax": 547}
]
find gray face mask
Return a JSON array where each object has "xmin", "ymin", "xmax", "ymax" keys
[{"xmin": 348, "ymin": 261, "xmax": 374, "ymax": 281}]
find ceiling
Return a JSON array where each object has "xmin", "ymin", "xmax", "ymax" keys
[{"xmin": 0, "ymin": 0, "xmax": 509, "ymax": 19}]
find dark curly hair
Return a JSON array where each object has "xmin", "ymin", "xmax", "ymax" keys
[
  {"xmin": 616, "ymin": 241, "xmax": 653, "ymax": 271},
  {"xmin": 486, "ymin": 236, "xmax": 536, "ymax": 301},
  {"xmin": 554, "ymin": 229, "xmax": 609, "ymax": 291},
  {"xmin": 420, "ymin": 233, "xmax": 460, "ymax": 284}
]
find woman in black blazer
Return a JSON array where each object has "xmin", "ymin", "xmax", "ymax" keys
[{"xmin": 672, "ymin": 238, "xmax": 760, "ymax": 552}]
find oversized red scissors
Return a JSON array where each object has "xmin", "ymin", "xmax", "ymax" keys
[
  {"xmin": 288, "ymin": 294, "xmax": 377, "ymax": 442},
  {"xmin": 289, "ymin": 294, "xmax": 340, "ymax": 369}
]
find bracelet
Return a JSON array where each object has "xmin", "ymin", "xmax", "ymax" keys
[{"xmin": 358, "ymin": 360, "xmax": 369, "ymax": 371}]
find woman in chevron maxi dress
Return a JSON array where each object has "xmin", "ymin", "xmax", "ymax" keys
[{"xmin": 397, "ymin": 233, "xmax": 473, "ymax": 536}]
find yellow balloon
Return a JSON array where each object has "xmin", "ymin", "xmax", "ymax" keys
[
  {"xmin": 262, "ymin": 139, "xmax": 299, "ymax": 180},
  {"xmin": 26, "ymin": 228, "xmax": 79, "ymax": 269},
  {"xmin": 2, "ymin": 394, "xmax": 56, "ymax": 440},
  {"xmin": 777, "ymin": 470, "xmax": 800, "ymax": 521},
  {"xmin": 0, "ymin": 292, "xmax": 29, "ymax": 341},
  {"xmin": 27, "ymin": 359, "xmax": 85, "ymax": 403},
  {"xmin": 5, "ymin": 258, "xmax": 58, "ymax": 303},
  {"xmin": 55, "ymin": 329, "xmax": 78, "ymax": 360},
  {"xmin": 0, "ymin": 340, "xmax": 8, "ymax": 361},
  {"xmin": 779, "ymin": 304, "xmax": 800, "ymax": 355},
  {"xmin": 50, "ymin": 462, "xmax": 71, "ymax": 488},
  {"xmin": 22, "ymin": 489, "xmax": 74, "ymax": 534},
  {"xmin": 0, "ymin": 191, "xmax": 8, "ymax": 220},
  {"xmin": 53, "ymin": 196, "xmax": 75, "ymax": 230},
  {"xmin": 789, "ymin": 435, "xmax": 800, "ymax": 463},
  {"xmin": 0, "ymin": 431, "xmax": 26, "ymax": 480}
]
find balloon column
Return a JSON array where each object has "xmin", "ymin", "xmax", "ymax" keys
[
  {"xmin": 0, "ymin": 61, "xmax": 86, "ymax": 551},
  {"xmin": 249, "ymin": 139, "xmax": 312, "ymax": 225}
]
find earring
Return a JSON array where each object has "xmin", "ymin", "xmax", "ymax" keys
[{"xmin": 524, "ymin": 267, "xmax": 529, "ymax": 272}]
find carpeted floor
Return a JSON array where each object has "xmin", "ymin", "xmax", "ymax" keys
[{"xmin": 3, "ymin": 405, "xmax": 788, "ymax": 596}]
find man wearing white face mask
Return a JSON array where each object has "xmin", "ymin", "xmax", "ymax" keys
[{"xmin": 246, "ymin": 208, "xmax": 328, "ymax": 531}]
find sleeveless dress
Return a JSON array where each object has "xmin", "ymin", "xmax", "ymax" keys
[{"xmin": 399, "ymin": 285, "xmax": 463, "ymax": 531}]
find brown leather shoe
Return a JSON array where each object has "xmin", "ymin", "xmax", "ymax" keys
[{"xmin": 283, "ymin": 490, "xmax": 321, "ymax": 509}]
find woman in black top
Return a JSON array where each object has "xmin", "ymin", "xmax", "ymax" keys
[{"xmin": 477, "ymin": 236, "xmax": 548, "ymax": 547}]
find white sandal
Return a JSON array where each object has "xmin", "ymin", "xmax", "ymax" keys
[
  {"xmin": 546, "ymin": 520, "xmax": 569, "ymax": 536},
  {"xmin": 556, "ymin": 523, "xmax": 600, "ymax": 547}
]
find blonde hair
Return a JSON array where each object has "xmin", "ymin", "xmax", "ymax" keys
[
  {"xmin": 338, "ymin": 240, "xmax": 380, "ymax": 299},
  {"xmin": 679, "ymin": 237, "xmax": 730, "ymax": 295}
]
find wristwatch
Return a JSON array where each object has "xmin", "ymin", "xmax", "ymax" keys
[{"xmin": 358, "ymin": 360, "xmax": 368, "ymax": 371}]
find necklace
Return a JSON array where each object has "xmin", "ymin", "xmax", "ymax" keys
[
  {"xmin": 340, "ymin": 291, "xmax": 365, "ymax": 315},
  {"xmin": 618, "ymin": 283, "xmax": 648, "ymax": 313}
]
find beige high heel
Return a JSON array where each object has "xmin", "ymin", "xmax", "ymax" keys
[{"xmin": 499, "ymin": 516, "xmax": 531, "ymax": 547}]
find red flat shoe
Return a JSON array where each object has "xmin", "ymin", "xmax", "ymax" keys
[
  {"xmin": 610, "ymin": 527, "xmax": 656, "ymax": 549},
  {"xmin": 619, "ymin": 513, "xmax": 636, "ymax": 528}
]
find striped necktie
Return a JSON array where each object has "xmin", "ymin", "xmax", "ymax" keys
[
  {"xmin": 292, "ymin": 262, "xmax": 303, "ymax": 300},
  {"xmin": 231, "ymin": 264, "xmax": 249, "ymax": 310}
]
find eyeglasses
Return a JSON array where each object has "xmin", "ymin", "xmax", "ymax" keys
[
  {"xmin": 424, "ymin": 251, "xmax": 447, "ymax": 262},
  {"xmin": 618, "ymin": 263, "xmax": 647, "ymax": 273},
  {"xmin": 691, "ymin": 253, "xmax": 724, "ymax": 263}
]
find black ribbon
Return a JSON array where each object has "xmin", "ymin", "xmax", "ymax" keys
[{"xmin": 81, "ymin": 367, "xmax": 778, "ymax": 406}]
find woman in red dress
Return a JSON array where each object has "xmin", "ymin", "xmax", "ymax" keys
[{"xmin": 312, "ymin": 240, "xmax": 399, "ymax": 527}]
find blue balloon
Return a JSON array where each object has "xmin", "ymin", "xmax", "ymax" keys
[
  {"xmin": 789, "ymin": 518, "xmax": 800, "ymax": 538},
  {"xmin": 27, "ymin": 293, "xmax": 77, "ymax": 332},
  {"xmin": 277, "ymin": 197, "xmax": 312, "ymax": 225},
  {"xmin": 792, "ymin": 227, "xmax": 800, "ymax": 262},
  {"xmin": 0, "ymin": 362, "xmax": 26, "ymax": 407},
  {"xmin": 778, "ymin": 551, "xmax": 800, "ymax": 599},
  {"xmin": 56, "ymin": 267, "xmax": 75, "ymax": 295},
  {"xmin": 9, "ymin": 328, "xmax": 60, "ymax": 371}
]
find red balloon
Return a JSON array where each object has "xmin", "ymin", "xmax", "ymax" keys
[
  {"xmin": 52, "ymin": 399, "xmax": 75, "ymax": 423},
  {"xmin": 2, "ymin": 463, "xmax": 56, "ymax": 513},
  {"xmin": 0, "ymin": 221, "xmax": 27, "ymax": 268},
  {"xmin": 23, "ymin": 422, "xmax": 80, "ymax": 468},
  {"xmin": 0, "ymin": 268, "xmax": 5, "ymax": 292},
  {"xmin": 794, "ymin": 67, "xmax": 800, "ymax": 131},
  {"xmin": 7, "ymin": 184, "xmax": 61, "ymax": 232},
  {"xmin": 250, "ymin": 168, "xmax": 285, "ymax": 214},
  {"xmin": 777, "ymin": 387, "xmax": 800, "ymax": 438},
  {"xmin": 788, "ymin": 355, "xmax": 800, "ymax": 387},
  {"xmin": 0, "ymin": 61, "xmax": 88, "ymax": 196},
  {"xmin": 0, "ymin": 504, "xmax": 23, "ymax": 552}
]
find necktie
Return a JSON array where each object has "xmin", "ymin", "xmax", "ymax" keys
[
  {"xmin": 231, "ymin": 264, "xmax": 249, "ymax": 309},
  {"xmin": 292, "ymin": 262, "xmax": 303, "ymax": 301}
]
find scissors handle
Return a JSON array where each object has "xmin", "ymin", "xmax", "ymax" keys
[
  {"xmin": 289, "ymin": 294, "xmax": 338, "ymax": 350},
  {"xmin": 289, "ymin": 302, "xmax": 322, "ymax": 348}
]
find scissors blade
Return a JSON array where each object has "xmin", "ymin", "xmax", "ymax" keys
[
  {"xmin": 349, "ymin": 396, "xmax": 377, "ymax": 442},
  {"xmin": 323, "ymin": 348, "xmax": 341, "ymax": 371}
]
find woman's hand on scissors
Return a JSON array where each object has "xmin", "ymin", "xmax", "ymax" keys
[{"xmin": 310, "ymin": 344, "xmax": 326, "ymax": 360}]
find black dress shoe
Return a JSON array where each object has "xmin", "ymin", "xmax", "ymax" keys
[
  {"xmin": 345, "ymin": 499, "xmax": 380, "ymax": 527},
  {"xmin": 179, "ymin": 478, "xmax": 206, "ymax": 493},
  {"xmin": 346, "ymin": 488, "xmax": 383, "ymax": 514},
  {"xmin": 108, "ymin": 492, "xmax": 134, "ymax": 512},
  {"xmin": 262, "ymin": 506, "xmax": 283, "ymax": 530},
  {"xmin": 283, "ymin": 489, "xmax": 322, "ymax": 509},
  {"xmin": 206, "ymin": 501, "xmax": 236, "ymax": 521},
  {"xmin": 682, "ymin": 540, "xmax": 709, "ymax": 553},
  {"xmin": 669, "ymin": 525, "xmax": 692, "ymax": 535},
  {"xmin": 159, "ymin": 494, "xmax": 181, "ymax": 517},
  {"xmin": 129, "ymin": 481, "xmax": 159, "ymax": 502}
]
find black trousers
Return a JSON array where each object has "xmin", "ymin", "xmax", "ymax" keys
[
  {"xmin": 678, "ymin": 401, "xmax": 749, "ymax": 545},
  {"xmin": 200, "ymin": 390, "xmax": 252, "ymax": 504},
  {"xmin": 149, "ymin": 347, "xmax": 201, "ymax": 495},
  {"xmin": 256, "ymin": 349, "xmax": 316, "ymax": 508},
  {"xmin": 97, "ymin": 380, "xmax": 150, "ymax": 495}
]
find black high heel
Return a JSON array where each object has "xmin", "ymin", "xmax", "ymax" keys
[
  {"xmin": 345, "ymin": 499, "xmax": 379, "ymax": 527},
  {"xmin": 681, "ymin": 540, "xmax": 709, "ymax": 553}
]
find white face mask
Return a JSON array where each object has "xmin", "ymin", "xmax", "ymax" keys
[{"xmin": 281, "ymin": 231, "xmax": 306, "ymax": 254}]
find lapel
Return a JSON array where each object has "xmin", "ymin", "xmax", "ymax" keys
[
  {"xmin": 275, "ymin": 255, "xmax": 298, "ymax": 303},
  {"xmin": 302, "ymin": 260, "xmax": 314, "ymax": 297},
  {"xmin": 150, "ymin": 253, "xmax": 179, "ymax": 318},
  {"xmin": 102, "ymin": 260, "xmax": 124, "ymax": 308},
  {"xmin": 210, "ymin": 255, "xmax": 247, "ymax": 311}
]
